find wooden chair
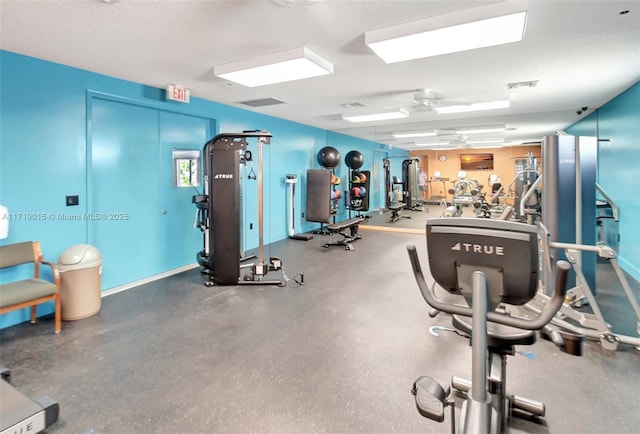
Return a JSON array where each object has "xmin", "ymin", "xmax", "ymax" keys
[{"xmin": 0, "ymin": 241, "xmax": 61, "ymax": 333}]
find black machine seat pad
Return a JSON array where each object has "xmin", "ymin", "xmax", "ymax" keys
[
  {"xmin": 452, "ymin": 314, "xmax": 536, "ymax": 348},
  {"xmin": 389, "ymin": 202, "xmax": 406, "ymax": 210},
  {"xmin": 327, "ymin": 217, "xmax": 364, "ymax": 231}
]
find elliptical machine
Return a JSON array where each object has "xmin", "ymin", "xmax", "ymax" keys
[{"xmin": 407, "ymin": 218, "xmax": 573, "ymax": 433}]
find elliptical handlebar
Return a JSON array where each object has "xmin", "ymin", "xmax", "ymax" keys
[{"xmin": 406, "ymin": 245, "xmax": 570, "ymax": 330}]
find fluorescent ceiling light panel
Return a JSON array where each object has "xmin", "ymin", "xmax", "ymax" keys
[
  {"xmin": 466, "ymin": 139, "xmax": 504, "ymax": 144},
  {"xmin": 415, "ymin": 141, "xmax": 451, "ymax": 147},
  {"xmin": 342, "ymin": 108, "xmax": 409, "ymax": 122},
  {"xmin": 470, "ymin": 144, "xmax": 504, "ymax": 149},
  {"xmin": 392, "ymin": 131, "xmax": 437, "ymax": 138},
  {"xmin": 435, "ymin": 100, "xmax": 510, "ymax": 114},
  {"xmin": 214, "ymin": 47, "xmax": 333, "ymax": 87},
  {"xmin": 365, "ymin": 2, "xmax": 528, "ymax": 63},
  {"xmin": 455, "ymin": 127, "xmax": 506, "ymax": 134},
  {"xmin": 419, "ymin": 147, "xmax": 456, "ymax": 151}
]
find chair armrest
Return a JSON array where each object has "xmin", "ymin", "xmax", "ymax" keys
[
  {"xmin": 39, "ymin": 259, "xmax": 61, "ymax": 289},
  {"xmin": 32, "ymin": 242, "xmax": 61, "ymax": 289}
]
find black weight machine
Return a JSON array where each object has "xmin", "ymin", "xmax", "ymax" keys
[
  {"xmin": 401, "ymin": 158, "xmax": 424, "ymax": 211},
  {"xmin": 383, "ymin": 158, "xmax": 410, "ymax": 223},
  {"xmin": 193, "ymin": 131, "xmax": 285, "ymax": 286}
]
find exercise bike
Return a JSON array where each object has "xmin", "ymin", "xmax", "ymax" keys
[{"xmin": 406, "ymin": 218, "xmax": 573, "ymax": 434}]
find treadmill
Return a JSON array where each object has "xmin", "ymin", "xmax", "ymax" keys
[{"xmin": 1, "ymin": 365, "xmax": 59, "ymax": 434}]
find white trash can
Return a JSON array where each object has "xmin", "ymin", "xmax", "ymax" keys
[{"xmin": 58, "ymin": 245, "xmax": 102, "ymax": 321}]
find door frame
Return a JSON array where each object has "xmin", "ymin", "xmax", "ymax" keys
[
  {"xmin": 85, "ymin": 91, "xmax": 216, "ymax": 289},
  {"xmin": 85, "ymin": 90, "xmax": 217, "ymax": 243}
]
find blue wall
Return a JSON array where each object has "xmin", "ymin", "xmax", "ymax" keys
[
  {"xmin": 0, "ymin": 50, "xmax": 406, "ymax": 329},
  {"xmin": 567, "ymin": 81, "xmax": 640, "ymax": 281}
]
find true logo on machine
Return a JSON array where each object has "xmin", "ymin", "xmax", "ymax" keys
[
  {"xmin": 451, "ymin": 242, "xmax": 504, "ymax": 256},
  {"xmin": 213, "ymin": 173, "xmax": 234, "ymax": 179}
]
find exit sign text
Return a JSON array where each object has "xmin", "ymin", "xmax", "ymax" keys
[{"xmin": 166, "ymin": 84, "xmax": 190, "ymax": 103}]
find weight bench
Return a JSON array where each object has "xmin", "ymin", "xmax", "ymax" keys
[
  {"xmin": 323, "ymin": 217, "xmax": 365, "ymax": 251},
  {"xmin": 389, "ymin": 202, "xmax": 410, "ymax": 223}
]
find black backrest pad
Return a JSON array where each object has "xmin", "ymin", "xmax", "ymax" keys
[
  {"xmin": 426, "ymin": 218, "xmax": 538, "ymax": 306},
  {"xmin": 306, "ymin": 169, "xmax": 331, "ymax": 223}
]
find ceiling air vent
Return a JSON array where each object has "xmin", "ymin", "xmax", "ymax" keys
[
  {"xmin": 341, "ymin": 102, "xmax": 365, "ymax": 109},
  {"xmin": 507, "ymin": 80, "xmax": 539, "ymax": 90},
  {"xmin": 239, "ymin": 98, "xmax": 286, "ymax": 107}
]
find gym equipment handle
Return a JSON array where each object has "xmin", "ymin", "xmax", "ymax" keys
[{"xmin": 406, "ymin": 245, "xmax": 570, "ymax": 331}]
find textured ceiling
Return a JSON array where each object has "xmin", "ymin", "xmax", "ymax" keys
[{"xmin": 1, "ymin": 0, "xmax": 638, "ymax": 149}]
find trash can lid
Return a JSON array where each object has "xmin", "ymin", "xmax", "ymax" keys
[{"xmin": 58, "ymin": 244, "xmax": 103, "ymax": 271}]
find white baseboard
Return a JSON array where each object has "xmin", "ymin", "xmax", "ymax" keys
[
  {"xmin": 101, "ymin": 263, "xmax": 200, "ymax": 298},
  {"xmin": 618, "ymin": 256, "xmax": 640, "ymax": 283}
]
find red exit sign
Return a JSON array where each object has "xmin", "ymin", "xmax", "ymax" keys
[{"xmin": 166, "ymin": 84, "xmax": 190, "ymax": 103}]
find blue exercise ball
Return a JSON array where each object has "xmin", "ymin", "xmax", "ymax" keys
[{"xmin": 317, "ymin": 146, "xmax": 341, "ymax": 168}]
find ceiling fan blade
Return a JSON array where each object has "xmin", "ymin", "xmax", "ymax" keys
[
  {"xmin": 410, "ymin": 103, "xmax": 434, "ymax": 112},
  {"xmin": 369, "ymin": 88, "xmax": 422, "ymax": 99},
  {"xmin": 434, "ymin": 99, "xmax": 471, "ymax": 107}
]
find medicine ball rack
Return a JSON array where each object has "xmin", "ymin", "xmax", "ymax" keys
[{"xmin": 346, "ymin": 170, "xmax": 371, "ymax": 218}]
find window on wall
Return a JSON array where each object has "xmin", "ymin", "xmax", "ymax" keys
[{"xmin": 172, "ymin": 150, "xmax": 200, "ymax": 187}]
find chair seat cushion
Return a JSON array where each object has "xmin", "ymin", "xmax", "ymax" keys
[
  {"xmin": 0, "ymin": 279, "xmax": 58, "ymax": 308},
  {"xmin": 452, "ymin": 314, "xmax": 536, "ymax": 348}
]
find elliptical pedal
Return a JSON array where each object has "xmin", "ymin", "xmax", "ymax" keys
[{"xmin": 411, "ymin": 376, "xmax": 451, "ymax": 423}]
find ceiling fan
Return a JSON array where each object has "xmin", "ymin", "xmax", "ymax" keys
[{"xmin": 405, "ymin": 89, "xmax": 469, "ymax": 113}]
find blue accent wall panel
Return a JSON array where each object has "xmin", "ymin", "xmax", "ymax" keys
[
  {"xmin": 567, "ymin": 81, "xmax": 640, "ymax": 281},
  {"xmin": 0, "ymin": 50, "xmax": 399, "ymax": 329},
  {"xmin": 89, "ymin": 97, "xmax": 161, "ymax": 289}
]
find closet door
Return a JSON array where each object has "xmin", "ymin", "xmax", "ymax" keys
[
  {"xmin": 89, "ymin": 98, "xmax": 161, "ymax": 289},
  {"xmin": 158, "ymin": 111, "xmax": 213, "ymax": 271}
]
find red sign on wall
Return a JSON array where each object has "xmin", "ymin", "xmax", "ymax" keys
[{"xmin": 166, "ymin": 84, "xmax": 190, "ymax": 103}]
